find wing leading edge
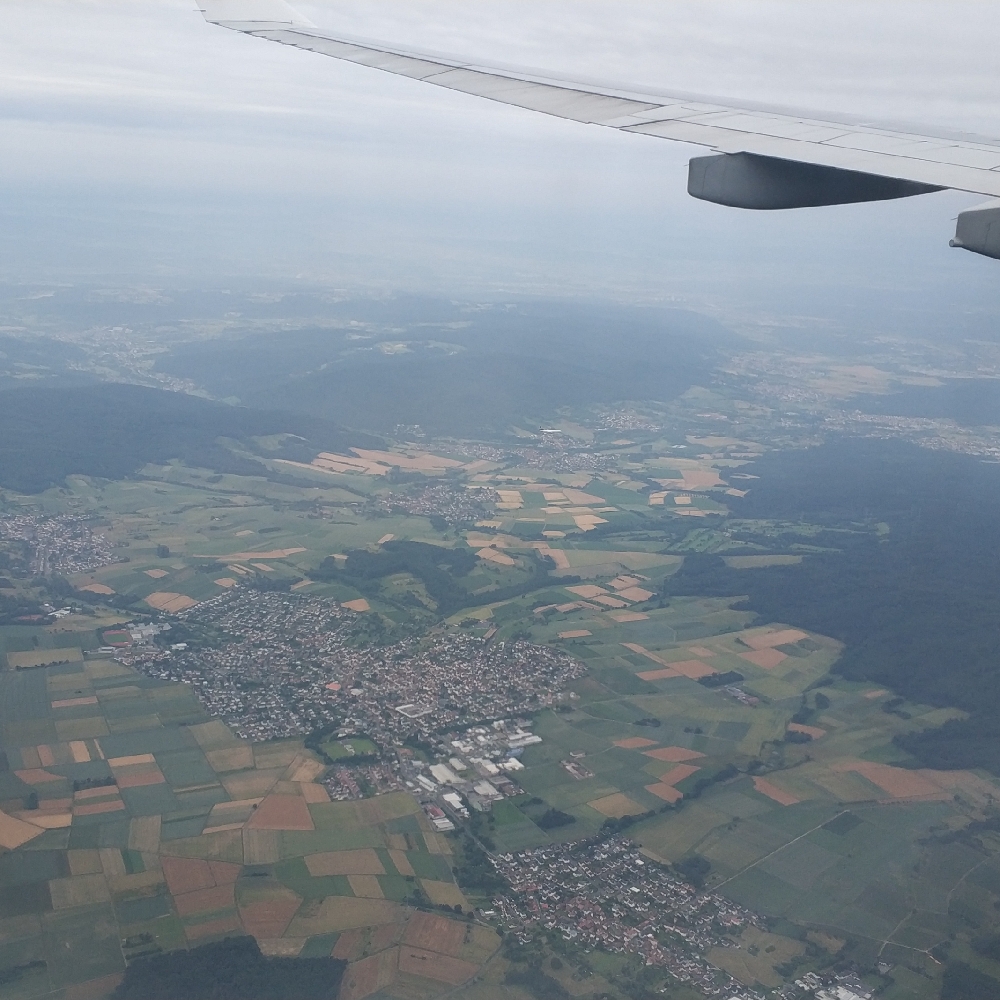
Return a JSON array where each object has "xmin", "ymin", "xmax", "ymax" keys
[{"xmin": 199, "ymin": 0, "xmax": 1000, "ymax": 261}]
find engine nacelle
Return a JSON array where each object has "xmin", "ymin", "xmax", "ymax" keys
[
  {"xmin": 950, "ymin": 200, "xmax": 1000, "ymax": 260},
  {"xmin": 688, "ymin": 151, "xmax": 941, "ymax": 210}
]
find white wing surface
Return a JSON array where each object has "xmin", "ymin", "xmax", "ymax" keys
[{"xmin": 199, "ymin": 0, "xmax": 1000, "ymax": 259}]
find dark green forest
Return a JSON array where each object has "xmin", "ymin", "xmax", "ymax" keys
[
  {"xmin": 311, "ymin": 541, "xmax": 569, "ymax": 616},
  {"xmin": 155, "ymin": 301, "xmax": 735, "ymax": 436},
  {"xmin": 666, "ymin": 440, "xmax": 1000, "ymax": 774},
  {"xmin": 0, "ymin": 384, "xmax": 378, "ymax": 493},
  {"xmin": 112, "ymin": 936, "xmax": 345, "ymax": 999}
]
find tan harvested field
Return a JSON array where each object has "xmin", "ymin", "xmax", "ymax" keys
[
  {"xmin": 246, "ymin": 793, "xmax": 314, "ymax": 831},
  {"xmin": 588, "ymin": 793, "xmax": 645, "ymax": 818},
  {"xmin": 214, "ymin": 578, "xmax": 238, "ymax": 588},
  {"xmin": 342, "ymin": 599, "xmax": 371, "ymax": 612},
  {"xmin": 162, "ymin": 857, "xmax": 216, "ymax": 895},
  {"xmin": 341, "ymin": 947, "xmax": 399, "ymax": 1000},
  {"xmin": 144, "ymin": 568, "xmax": 170, "ymax": 579},
  {"xmin": 609, "ymin": 611, "xmax": 649, "ymax": 622},
  {"xmin": 348, "ymin": 874, "xmax": 385, "ymax": 898},
  {"xmin": 558, "ymin": 630, "xmax": 591, "ymax": 639},
  {"xmin": 739, "ymin": 648, "xmax": 787, "ymax": 669},
  {"xmin": 0, "ymin": 809, "xmax": 43, "ymax": 849},
  {"xmin": 222, "ymin": 770, "xmax": 281, "ymax": 800},
  {"xmin": 207, "ymin": 746, "xmax": 255, "ymax": 771},
  {"xmin": 787, "ymin": 723, "xmax": 826, "ymax": 740},
  {"xmin": 404, "ymin": 912, "xmax": 466, "ymax": 955},
  {"xmin": 388, "ymin": 849, "xmax": 415, "ymax": 876},
  {"xmin": 741, "ymin": 628, "xmax": 808, "ymax": 649},
  {"xmin": 752, "ymin": 776, "xmax": 800, "ymax": 806},
  {"xmin": 107, "ymin": 753, "xmax": 155, "ymax": 767},
  {"xmin": 16, "ymin": 767, "xmax": 62, "ymax": 785},
  {"xmin": 78, "ymin": 583, "xmax": 115, "ymax": 595},
  {"xmin": 831, "ymin": 760, "xmax": 947, "ymax": 799},
  {"xmin": 593, "ymin": 595, "xmax": 627, "ymax": 608},
  {"xmin": 399, "ymin": 947, "xmax": 478, "ymax": 985},
  {"xmin": 565, "ymin": 584, "xmax": 606, "ymax": 599},
  {"xmin": 208, "ymin": 548, "xmax": 306, "ymax": 561},
  {"xmin": 420, "ymin": 880, "xmax": 465, "ymax": 907},
  {"xmin": 687, "ymin": 646, "xmax": 716, "ymax": 658},
  {"xmin": 477, "ymin": 547, "xmax": 516, "ymax": 566},
  {"xmin": 299, "ymin": 782, "xmax": 330, "ymax": 804},
  {"xmin": 657, "ymin": 764, "xmax": 701, "ymax": 785},
  {"xmin": 532, "ymin": 543, "xmax": 570, "ymax": 570},
  {"xmin": 70, "ymin": 742, "xmax": 92, "ymax": 765},
  {"xmin": 288, "ymin": 757, "xmax": 325, "ymax": 782},
  {"xmin": 643, "ymin": 747, "xmax": 705, "ymax": 763},
  {"xmin": 6, "ymin": 647, "xmax": 82, "ymax": 669},
  {"xmin": 51, "ymin": 696, "xmax": 98, "ymax": 709},
  {"xmin": 251, "ymin": 563, "xmax": 275, "ymax": 573},
  {"xmin": 724, "ymin": 555, "xmax": 803, "ymax": 569},
  {"xmin": 73, "ymin": 799, "xmax": 125, "ymax": 817},
  {"xmin": 636, "ymin": 667, "xmax": 678, "ymax": 680},
  {"xmin": 617, "ymin": 587, "xmax": 654, "ymax": 602},
  {"xmin": 288, "ymin": 897, "xmax": 403, "ymax": 936},
  {"xmin": 613, "ymin": 737, "xmax": 657, "ymax": 749},
  {"xmin": 174, "ymin": 883, "xmax": 236, "ymax": 916},
  {"xmin": 670, "ymin": 659, "xmax": 717, "ymax": 679},
  {"xmin": 422, "ymin": 831, "xmax": 452, "ymax": 855},
  {"xmin": 117, "ymin": 769, "xmax": 166, "ymax": 789},
  {"xmin": 644, "ymin": 782, "xmax": 682, "ymax": 803},
  {"xmin": 49, "ymin": 874, "xmax": 111, "ymax": 910},
  {"xmin": 143, "ymin": 592, "xmax": 198, "ymax": 612},
  {"xmin": 352, "ymin": 449, "xmax": 462, "ymax": 472},
  {"xmin": 609, "ymin": 575, "xmax": 642, "ymax": 590},
  {"xmin": 306, "ymin": 849, "xmax": 385, "ymax": 876}
]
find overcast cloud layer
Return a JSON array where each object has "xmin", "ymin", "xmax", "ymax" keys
[{"xmin": 1, "ymin": 0, "xmax": 999, "ymax": 332}]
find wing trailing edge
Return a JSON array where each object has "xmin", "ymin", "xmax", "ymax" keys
[{"xmin": 199, "ymin": 0, "xmax": 1000, "ymax": 260}]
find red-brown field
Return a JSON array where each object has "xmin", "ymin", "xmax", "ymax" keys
[
  {"xmin": 332, "ymin": 930, "xmax": 366, "ymax": 960},
  {"xmin": 636, "ymin": 668, "xmax": 678, "ymax": 681},
  {"xmin": 613, "ymin": 737, "xmax": 657, "ymax": 750},
  {"xmin": 832, "ymin": 760, "xmax": 945, "ymax": 799},
  {"xmin": 239, "ymin": 898, "xmax": 301, "ymax": 939},
  {"xmin": 162, "ymin": 857, "xmax": 216, "ymax": 895},
  {"xmin": 398, "ymin": 947, "xmax": 477, "ymax": 985},
  {"xmin": 657, "ymin": 764, "xmax": 701, "ymax": 785},
  {"xmin": 644, "ymin": 783, "xmax": 683, "ymax": 803},
  {"xmin": 173, "ymin": 883, "xmax": 236, "ymax": 917},
  {"xmin": 246, "ymin": 794, "xmax": 314, "ymax": 831}
]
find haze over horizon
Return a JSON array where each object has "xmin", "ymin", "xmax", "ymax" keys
[{"xmin": 1, "ymin": 0, "xmax": 999, "ymax": 337}]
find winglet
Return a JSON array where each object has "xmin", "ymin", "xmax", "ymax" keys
[{"xmin": 199, "ymin": 0, "xmax": 315, "ymax": 29}]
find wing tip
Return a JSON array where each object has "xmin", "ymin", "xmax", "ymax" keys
[{"xmin": 199, "ymin": 0, "xmax": 315, "ymax": 29}]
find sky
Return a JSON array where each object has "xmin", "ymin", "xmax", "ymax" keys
[{"xmin": 1, "ymin": 0, "xmax": 999, "ymax": 334}]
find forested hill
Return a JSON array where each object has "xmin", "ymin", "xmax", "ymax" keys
[
  {"xmin": 0, "ymin": 383, "xmax": 380, "ymax": 493},
  {"xmin": 666, "ymin": 439, "xmax": 1000, "ymax": 773}
]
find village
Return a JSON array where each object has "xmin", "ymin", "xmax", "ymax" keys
[{"xmin": 121, "ymin": 589, "xmax": 585, "ymax": 747}]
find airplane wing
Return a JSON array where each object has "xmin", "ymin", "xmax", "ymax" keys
[{"xmin": 199, "ymin": 0, "xmax": 1000, "ymax": 260}]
